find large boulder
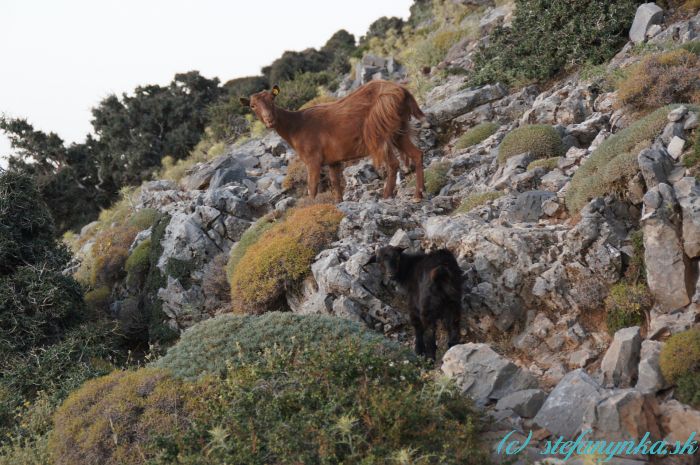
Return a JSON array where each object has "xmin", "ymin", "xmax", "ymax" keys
[
  {"xmin": 427, "ymin": 83, "xmax": 508, "ymax": 125},
  {"xmin": 533, "ymin": 369, "xmax": 606, "ymax": 438},
  {"xmin": 637, "ymin": 147, "xmax": 672, "ymax": 189},
  {"xmin": 636, "ymin": 340, "xmax": 669, "ymax": 394},
  {"xmin": 642, "ymin": 184, "xmax": 691, "ymax": 311},
  {"xmin": 629, "ymin": 3, "xmax": 664, "ymax": 43},
  {"xmin": 494, "ymin": 389, "xmax": 547, "ymax": 418},
  {"xmin": 600, "ymin": 326, "xmax": 641, "ymax": 388},
  {"xmin": 582, "ymin": 389, "xmax": 660, "ymax": 442},
  {"xmin": 441, "ymin": 343, "xmax": 538, "ymax": 405},
  {"xmin": 181, "ymin": 155, "xmax": 246, "ymax": 191},
  {"xmin": 658, "ymin": 400, "xmax": 700, "ymax": 443},
  {"xmin": 502, "ymin": 190, "xmax": 555, "ymax": 223},
  {"xmin": 674, "ymin": 177, "xmax": 700, "ymax": 258}
]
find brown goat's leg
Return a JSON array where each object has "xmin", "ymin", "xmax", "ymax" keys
[
  {"xmin": 382, "ymin": 151, "xmax": 399, "ymax": 199},
  {"xmin": 328, "ymin": 163, "xmax": 344, "ymax": 203},
  {"xmin": 446, "ymin": 305, "xmax": 461, "ymax": 348},
  {"xmin": 398, "ymin": 134, "xmax": 424, "ymax": 200},
  {"xmin": 306, "ymin": 161, "xmax": 321, "ymax": 198}
]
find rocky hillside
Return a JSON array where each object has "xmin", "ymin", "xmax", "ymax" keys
[{"xmin": 4, "ymin": 1, "xmax": 700, "ymax": 464}]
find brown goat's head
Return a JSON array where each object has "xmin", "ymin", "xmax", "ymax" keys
[{"xmin": 240, "ymin": 85, "xmax": 280, "ymax": 128}]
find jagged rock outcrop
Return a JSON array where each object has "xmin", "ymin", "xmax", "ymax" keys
[{"xmin": 600, "ymin": 326, "xmax": 641, "ymax": 388}]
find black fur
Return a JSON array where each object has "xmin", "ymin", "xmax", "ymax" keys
[{"xmin": 372, "ymin": 246, "xmax": 463, "ymax": 360}]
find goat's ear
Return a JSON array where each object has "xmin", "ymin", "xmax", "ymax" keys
[
  {"xmin": 239, "ymin": 97, "xmax": 250, "ymax": 107},
  {"xmin": 271, "ymin": 85, "xmax": 280, "ymax": 97}
]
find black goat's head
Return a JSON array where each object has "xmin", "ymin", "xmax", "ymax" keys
[{"xmin": 367, "ymin": 245, "xmax": 404, "ymax": 280}]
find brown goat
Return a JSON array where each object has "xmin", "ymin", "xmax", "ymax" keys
[{"xmin": 240, "ymin": 80, "xmax": 425, "ymax": 202}]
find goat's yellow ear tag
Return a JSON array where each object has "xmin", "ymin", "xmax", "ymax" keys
[{"xmin": 271, "ymin": 85, "xmax": 280, "ymax": 96}]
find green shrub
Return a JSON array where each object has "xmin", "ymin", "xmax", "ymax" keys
[
  {"xmin": 164, "ymin": 257, "xmax": 196, "ymax": 288},
  {"xmin": 527, "ymin": 157, "xmax": 561, "ymax": 172},
  {"xmin": 681, "ymin": 40, "xmax": 700, "ymax": 55},
  {"xmin": 424, "ymin": 161, "xmax": 451, "ymax": 195},
  {"xmin": 676, "ymin": 371, "xmax": 700, "ymax": 408},
  {"xmin": 153, "ymin": 314, "xmax": 487, "ymax": 465},
  {"xmin": 0, "ymin": 435, "xmax": 50, "ymax": 465},
  {"xmin": 0, "ymin": 266, "xmax": 84, "ymax": 353},
  {"xmin": 124, "ymin": 239, "xmax": 151, "ymax": 285},
  {"xmin": 48, "ymin": 368, "xmax": 191, "ymax": 465},
  {"xmin": 229, "ymin": 205, "xmax": 343, "ymax": 313},
  {"xmin": 0, "ymin": 171, "xmax": 64, "ymax": 274},
  {"xmin": 659, "ymin": 328, "xmax": 700, "ymax": 383},
  {"xmin": 455, "ymin": 191, "xmax": 505, "ymax": 214},
  {"xmin": 604, "ymin": 282, "xmax": 652, "ymax": 335},
  {"xmin": 83, "ymin": 285, "xmax": 111, "ymax": 313},
  {"xmin": 0, "ymin": 392, "xmax": 53, "ymax": 465},
  {"xmin": 498, "ymin": 125, "xmax": 564, "ymax": 164},
  {"xmin": 127, "ymin": 208, "xmax": 158, "ymax": 230},
  {"xmin": 470, "ymin": 0, "xmax": 641, "ymax": 85},
  {"xmin": 154, "ymin": 312, "xmax": 410, "ymax": 380},
  {"xmin": 0, "ymin": 321, "xmax": 119, "ymax": 403},
  {"xmin": 89, "ymin": 224, "xmax": 140, "ymax": 287},
  {"xmin": 225, "ymin": 215, "xmax": 276, "ymax": 281},
  {"xmin": 682, "ymin": 126, "xmax": 700, "ymax": 170},
  {"xmin": 616, "ymin": 49, "xmax": 700, "ymax": 112},
  {"xmin": 275, "ymin": 72, "xmax": 332, "ymax": 111},
  {"xmin": 566, "ymin": 105, "xmax": 700, "ymax": 213},
  {"xmin": 455, "ymin": 122, "xmax": 500, "ymax": 149}
]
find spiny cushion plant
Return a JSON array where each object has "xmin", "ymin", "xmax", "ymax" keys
[
  {"xmin": 455, "ymin": 191, "xmax": 505, "ymax": 214},
  {"xmin": 229, "ymin": 205, "xmax": 343, "ymax": 313},
  {"xmin": 424, "ymin": 161, "xmax": 451, "ymax": 195},
  {"xmin": 498, "ymin": 125, "xmax": 564, "ymax": 164},
  {"xmin": 151, "ymin": 314, "xmax": 487, "ymax": 465},
  {"xmin": 153, "ymin": 312, "xmax": 411, "ymax": 380},
  {"xmin": 527, "ymin": 157, "xmax": 561, "ymax": 172},
  {"xmin": 604, "ymin": 282, "xmax": 652, "ymax": 335},
  {"xmin": 455, "ymin": 122, "xmax": 500, "ymax": 149},
  {"xmin": 470, "ymin": 0, "xmax": 641, "ymax": 86},
  {"xmin": 88, "ymin": 224, "xmax": 140, "ymax": 287},
  {"xmin": 616, "ymin": 49, "xmax": 700, "ymax": 112},
  {"xmin": 49, "ymin": 368, "xmax": 191, "ymax": 465},
  {"xmin": 659, "ymin": 328, "xmax": 700, "ymax": 384},
  {"xmin": 566, "ymin": 105, "xmax": 700, "ymax": 213},
  {"xmin": 225, "ymin": 215, "xmax": 276, "ymax": 281}
]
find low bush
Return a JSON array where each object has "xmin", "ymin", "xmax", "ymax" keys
[
  {"xmin": 455, "ymin": 122, "xmax": 500, "ymax": 149},
  {"xmin": 0, "ymin": 391, "xmax": 52, "ymax": 465},
  {"xmin": 424, "ymin": 161, "xmax": 451, "ymax": 195},
  {"xmin": 527, "ymin": 157, "xmax": 561, "ymax": 172},
  {"xmin": 225, "ymin": 215, "xmax": 276, "ymax": 281},
  {"xmin": 659, "ymin": 328, "xmax": 700, "ymax": 384},
  {"xmin": 89, "ymin": 224, "xmax": 140, "ymax": 287},
  {"xmin": 0, "ymin": 266, "xmax": 84, "ymax": 353},
  {"xmin": 676, "ymin": 371, "xmax": 700, "ymax": 408},
  {"xmin": 124, "ymin": 239, "xmax": 151, "ymax": 285},
  {"xmin": 48, "ymin": 368, "xmax": 191, "ymax": 465},
  {"xmin": 83, "ymin": 285, "xmax": 111, "ymax": 314},
  {"xmin": 498, "ymin": 125, "xmax": 564, "ymax": 164},
  {"xmin": 229, "ymin": 205, "xmax": 343, "ymax": 313},
  {"xmin": 566, "ymin": 105, "xmax": 699, "ymax": 213},
  {"xmin": 154, "ymin": 312, "xmax": 409, "ymax": 380},
  {"xmin": 275, "ymin": 72, "xmax": 332, "ymax": 111},
  {"xmin": 604, "ymin": 282, "xmax": 652, "ymax": 334},
  {"xmin": 153, "ymin": 314, "xmax": 487, "ymax": 465},
  {"xmin": 201, "ymin": 252, "xmax": 231, "ymax": 314},
  {"xmin": 455, "ymin": 191, "xmax": 504, "ymax": 214},
  {"xmin": 470, "ymin": 0, "xmax": 640, "ymax": 85},
  {"xmin": 0, "ymin": 321, "xmax": 119, "ymax": 407},
  {"xmin": 616, "ymin": 49, "xmax": 700, "ymax": 112}
]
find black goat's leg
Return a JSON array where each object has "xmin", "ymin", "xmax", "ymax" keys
[
  {"xmin": 410, "ymin": 312, "xmax": 426, "ymax": 356},
  {"xmin": 446, "ymin": 303, "xmax": 461, "ymax": 348},
  {"xmin": 424, "ymin": 321, "xmax": 437, "ymax": 361}
]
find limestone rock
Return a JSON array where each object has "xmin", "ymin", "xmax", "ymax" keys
[
  {"xmin": 636, "ymin": 340, "xmax": 669, "ymax": 393},
  {"xmin": 629, "ymin": 3, "xmax": 664, "ymax": 43},
  {"xmin": 533, "ymin": 369, "xmax": 606, "ymax": 438},
  {"xmin": 583, "ymin": 389, "xmax": 660, "ymax": 441},
  {"xmin": 600, "ymin": 326, "xmax": 641, "ymax": 388},
  {"xmin": 673, "ymin": 177, "xmax": 700, "ymax": 258},
  {"xmin": 495, "ymin": 389, "xmax": 547, "ymax": 418},
  {"xmin": 427, "ymin": 83, "xmax": 508, "ymax": 125},
  {"xmin": 658, "ymin": 399, "xmax": 700, "ymax": 443},
  {"xmin": 637, "ymin": 147, "xmax": 672, "ymax": 188},
  {"xmin": 441, "ymin": 343, "xmax": 538, "ymax": 405}
]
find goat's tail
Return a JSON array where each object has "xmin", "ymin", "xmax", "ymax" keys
[
  {"xmin": 405, "ymin": 90, "xmax": 426, "ymax": 122},
  {"xmin": 363, "ymin": 83, "xmax": 406, "ymax": 169}
]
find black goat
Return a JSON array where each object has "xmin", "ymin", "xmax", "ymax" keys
[{"xmin": 369, "ymin": 246, "xmax": 463, "ymax": 360}]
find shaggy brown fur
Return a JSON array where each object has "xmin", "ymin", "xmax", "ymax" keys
[{"xmin": 240, "ymin": 81, "xmax": 425, "ymax": 202}]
